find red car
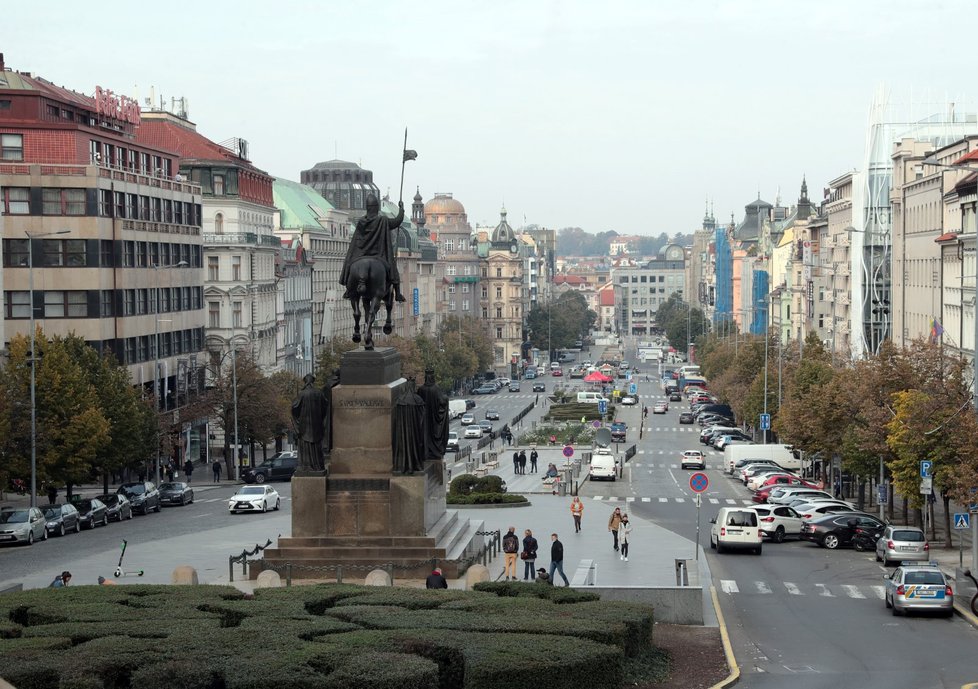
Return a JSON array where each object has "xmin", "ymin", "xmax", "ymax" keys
[
  {"xmin": 752, "ymin": 476, "xmax": 820, "ymax": 503},
  {"xmin": 552, "ymin": 369, "xmax": 563, "ymax": 377}
]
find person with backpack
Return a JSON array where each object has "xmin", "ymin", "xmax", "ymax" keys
[
  {"xmin": 502, "ymin": 526, "xmax": 519, "ymax": 581},
  {"xmin": 521, "ymin": 529, "xmax": 538, "ymax": 581}
]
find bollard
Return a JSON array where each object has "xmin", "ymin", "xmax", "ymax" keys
[
  {"xmin": 286, "ymin": 564, "xmax": 293, "ymax": 587},
  {"xmin": 228, "ymin": 558, "xmax": 235, "ymax": 583},
  {"xmin": 336, "ymin": 565, "xmax": 343, "ymax": 584},
  {"xmin": 387, "ymin": 563, "xmax": 395, "ymax": 586}
]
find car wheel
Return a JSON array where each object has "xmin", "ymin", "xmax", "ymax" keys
[
  {"xmin": 754, "ymin": 545, "xmax": 762, "ymax": 555},
  {"xmin": 27, "ymin": 531, "xmax": 34, "ymax": 546},
  {"xmin": 885, "ymin": 593, "xmax": 892, "ymax": 608},
  {"xmin": 891, "ymin": 603, "xmax": 902, "ymax": 617},
  {"xmin": 155, "ymin": 501, "xmax": 161, "ymax": 513},
  {"xmin": 57, "ymin": 523, "xmax": 65, "ymax": 537},
  {"xmin": 74, "ymin": 520, "xmax": 81, "ymax": 534},
  {"xmin": 42, "ymin": 528, "xmax": 49, "ymax": 541},
  {"xmin": 773, "ymin": 526, "xmax": 785, "ymax": 544},
  {"xmin": 255, "ymin": 473, "xmax": 267, "ymax": 484},
  {"xmin": 882, "ymin": 557, "xmax": 890, "ymax": 567},
  {"xmin": 716, "ymin": 540, "xmax": 725, "ymax": 554},
  {"xmin": 274, "ymin": 499, "xmax": 281, "ymax": 511},
  {"xmin": 875, "ymin": 551, "xmax": 882, "ymax": 562},
  {"xmin": 261, "ymin": 501, "xmax": 267, "ymax": 513},
  {"xmin": 102, "ymin": 514, "xmax": 108, "ymax": 527},
  {"xmin": 710, "ymin": 536, "xmax": 716, "ymax": 550},
  {"xmin": 181, "ymin": 496, "xmax": 186, "ymax": 506},
  {"xmin": 822, "ymin": 533, "xmax": 840, "ymax": 550}
]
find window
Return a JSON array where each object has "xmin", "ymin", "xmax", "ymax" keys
[
  {"xmin": 231, "ymin": 256, "xmax": 241, "ymax": 281},
  {"xmin": 123, "ymin": 290, "xmax": 135, "ymax": 316},
  {"xmin": 464, "ymin": 264, "xmax": 472, "ymax": 275},
  {"xmin": 115, "ymin": 191, "xmax": 125, "ymax": 218},
  {"xmin": 135, "ymin": 242, "xmax": 147, "ymax": 267},
  {"xmin": 481, "ymin": 286, "xmax": 488, "ymax": 299},
  {"xmin": 43, "ymin": 239, "xmax": 87, "ymax": 267},
  {"xmin": 462, "ymin": 299, "xmax": 470, "ymax": 310},
  {"xmin": 100, "ymin": 291, "xmax": 114, "ymax": 317},
  {"xmin": 208, "ymin": 302, "xmax": 220, "ymax": 327},
  {"xmin": 41, "ymin": 189, "xmax": 85, "ymax": 215},
  {"xmin": 446, "ymin": 265, "xmax": 456, "ymax": 276},
  {"xmin": 213, "ymin": 174, "xmax": 225, "ymax": 196},
  {"xmin": 161, "ymin": 288, "xmax": 171, "ymax": 313},
  {"xmin": 449, "ymin": 300, "xmax": 456, "ymax": 311},
  {"xmin": 482, "ymin": 307, "xmax": 489, "ymax": 319},
  {"xmin": 43, "ymin": 291, "xmax": 66, "ymax": 317},
  {"xmin": 1, "ymin": 133, "xmax": 23, "ymax": 160},
  {"xmin": 462, "ymin": 284, "xmax": 470, "ymax": 293},
  {"xmin": 496, "ymin": 327, "xmax": 503, "ymax": 339},
  {"xmin": 3, "ymin": 188, "xmax": 29, "ymax": 214},
  {"xmin": 445, "ymin": 240, "xmax": 454, "ymax": 253},
  {"xmin": 448, "ymin": 285, "xmax": 456, "ymax": 294},
  {"xmin": 496, "ymin": 268, "xmax": 502, "ymax": 278},
  {"xmin": 99, "ymin": 189, "xmax": 113, "ymax": 217},
  {"xmin": 4, "ymin": 291, "xmax": 30, "ymax": 318},
  {"xmin": 495, "ymin": 287, "xmax": 502, "ymax": 299},
  {"xmin": 208, "ymin": 256, "xmax": 219, "ymax": 281},
  {"xmin": 214, "ymin": 213, "xmax": 224, "ymax": 234},
  {"xmin": 3, "ymin": 239, "xmax": 29, "ymax": 266},
  {"xmin": 495, "ymin": 307, "xmax": 502, "ymax": 318},
  {"xmin": 136, "ymin": 289, "xmax": 148, "ymax": 315},
  {"xmin": 232, "ymin": 301, "xmax": 242, "ymax": 327}
]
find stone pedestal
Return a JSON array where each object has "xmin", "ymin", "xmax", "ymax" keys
[{"xmin": 257, "ymin": 348, "xmax": 483, "ymax": 580}]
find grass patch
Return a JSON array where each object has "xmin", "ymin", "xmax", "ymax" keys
[{"xmin": 621, "ymin": 644, "xmax": 672, "ymax": 686}]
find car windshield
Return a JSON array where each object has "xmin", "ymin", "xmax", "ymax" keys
[
  {"xmin": 121, "ymin": 484, "xmax": 145, "ymax": 494},
  {"xmin": 98, "ymin": 495, "xmax": 119, "ymax": 506},
  {"xmin": 160, "ymin": 483, "xmax": 182, "ymax": 491},
  {"xmin": 239, "ymin": 487, "xmax": 265, "ymax": 495},
  {"xmin": 0, "ymin": 510, "xmax": 29, "ymax": 523},
  {"xmin": 892, "ymin": 530, "xmax": 925, "ymax": 542},
  {"xmin": 41, "ymin": 506, "xmax": 62, "ymax": 517},
  {"xmin": 904, "ymin": 571, "xmax": 944, "ymax": 585}
]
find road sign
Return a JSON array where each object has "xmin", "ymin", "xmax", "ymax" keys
[
  {"xmin": 920, "ymin": 461, "xmax": 933, "ymax": 479},
  {"xmin": 598, "ymin": 400, "xmax": 608, "ymax": 414},
  {"xmin": 629, "ymin": 383, "xmax": 637, "ymax": 395},
  {"xmin": 877, "ymin": 484, "xmax": 887, "ymax": 505},
  {"xmin": 759, "ymin": 413, "xmax": 771, "ymax": 431},
  {"xmin": 689, "ymin": 472, "xmax": 709, "ymax": 493},
  {"xmin": 592, "ymin": 420, "xmax": 602, "ymax": 429},
  {"xmin": 920, "ymin": 477, "xmax": 932, "ymax": 495},
  {"xmin": 953, "ymin": 513, "xmax": 971, "ymax": 530},
  {"xmin": 562, "ymin": 445, "xmax": 574, "ymax": 458}
]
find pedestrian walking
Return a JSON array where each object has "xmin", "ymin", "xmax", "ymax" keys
[
  {"xmin": 618, "ymin": 514, "xmax": 632, "ymax": 561},
  {"xmin": 570, "ymin": 496, "xmax": 584, "ymax": 533},
  {"xmin": 608, "ymin": 507, "xmax": 623, "ymax": 551},
  {"xmin": 513, "ymin": 451, "xmax": 520, "ymax": 475},
  {"xmin": 425, "ymin": 567, "xmax": 448, "ymax": 589},
  {"xmin": 183, "ymin": 459, "xmax": 194, "ymax": 484},
  {"xmin": 521, "ymin": 529, "xmax": 538, "ymax": 581},
  {"xmin": 529, "ymin": 448, "xmax": 539, "ymax": 473},
  {"xmin": 165, "ymin": 462, "xmax": 175, "ymax": 483},
  {"xmin": 548, "ymin": 533, "xmax": 570, "ymax": 586},
  {"xmin": 518, "ymin": 449, "xmax": 527, "ymax": 475},
  {"xmin": 642, "ymin": 406, "xmax": 649, "ymax": 419},
  {"xmin": 212, "ymin": 460, "xmax": 222, "ymax": 483},
  {"xmin": 502, "ymin": 526, "xmax": 520, "ymax": 581}
]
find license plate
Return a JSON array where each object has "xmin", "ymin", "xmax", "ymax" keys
[
  {"xmin": 0, "ymin": 535, "xmax": 15, "ymax": 541},
  {"xmin": 899, "ymin": 546, "xmax": 916, "ymax": 551},
  {"xmin": 236, "ymin": 502, "xmax": 251, "ymax": 509}
]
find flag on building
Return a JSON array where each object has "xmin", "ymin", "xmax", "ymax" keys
[
  {"xmin": 403, "ymin": 149, "xmax": 418, "ymax": 162},
  {"xmin": 929, "ymin": 318, "xmax": 944, "ymax": 343}
]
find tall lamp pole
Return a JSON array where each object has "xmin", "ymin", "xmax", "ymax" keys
[
  {"xmin": 152, "ymin": 260, "xmax": 189, "ymax": 485},
  {"xmin": 26, "ymin": 229, "xmax": 69, "ymax": 507}
]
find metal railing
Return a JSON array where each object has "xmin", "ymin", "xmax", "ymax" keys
[{"xmin": 228, "ymin": 538, "xmax": 273, "ymax": 582}]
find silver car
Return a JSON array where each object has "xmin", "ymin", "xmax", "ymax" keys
[
  {"xmin": 876, "ymin": 525, "xmax": 928, "ymax": 566},
  {"xmin": 884, "ymin": 562, "xmax": 953, "ymax": 617},
  {"xmin": 0, "ymin": 507, "xmax": 49, "ymax": 546}
]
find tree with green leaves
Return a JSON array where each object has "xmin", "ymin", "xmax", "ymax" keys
[{"xmin": 526, "ymin": 291, "xmax": 597, "ymax": 357}]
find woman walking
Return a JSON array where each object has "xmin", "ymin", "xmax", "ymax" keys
[
  {"xmin": 608, "ymin": 507, "xmax": 623, "ymax": 551},
  {"xmin": 618, "ymin": 514, "xmax": 632, "ymax": 561},
  {"xmin": 570, "ymin": 496, "xmax": 584, "ymax": 533},
  {"xmin": 521, "ymin": 529, "xmax": 538, "ymax": 581}
]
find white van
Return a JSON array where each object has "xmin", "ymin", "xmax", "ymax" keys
[
  {"xmin": 448, "ymin": 400, "xmax": 466, "ymax": 420},
  {"xmin": 577, "ymin": 392, "xmax": 609, "ymax": 404},
  {"xmin": 589, "ymin": 448, "xmax": 618, "ymax": 481},
  {"xmin": 724, "ymin": 444, "xmax": 802, "ymax": 473},
  {"xmin": 710, "ymin": 507, "xmax": 763, "ymax": 554}
]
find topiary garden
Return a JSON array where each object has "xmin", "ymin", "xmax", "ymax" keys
[
  {"xmin": 446, "ymin": 474, "xmax": 528, "ymax": 505},
  {"xmin": 0, "ymin": 581, "xmax": 660, "ymax": 689}
]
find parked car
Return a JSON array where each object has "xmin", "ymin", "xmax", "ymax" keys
[
  {"xmin": 747, "ymin": 505, "xmax": 804, "ymax": 543},
  {"xmin": 228, "ymin": 485, "xmax": 281, "ymax": 514},
  {"xmin": 244, "ymin": 452, "xmax": 298, "ymax": 484},
  {"xmin": 792, "ymin": 500, "xmax": 857, "ymax": 520},
  {"xmin": 95, "ymin": 494, "xmax": 133, "ymax": 522},
  {"xmin": 532, "ymin": 382, "xmax": 546, "ymax": 392},
  {"xmin": 669, "ymin": 392, "xmax": 683, "ymax": 402},
  {"xmin": 552, "ymin": 369, "xmax": 563, "ymax": 377},
  {"xmin": 464, "ymin": 425, "xmax": 483, "ymax": 439},
  {"xmin": 799, "ymin": 512, "xmax": 886, "ymax": 549},
  {"xmin": 118, "ymin": 482, "xmax": 161, "ymax": 515},
  {"xmin": 653, "ymin": 402, "xmax": 668, "ymax": 414},
  {"xmin": 473, "ymin": 385, "xmax": 496, "ymax": 394},
  {"xmin": 884, "ymin": 562, "xmax": 953, "ymax": 617},
  {"xmin": 679, "ymin": 411, "xmax": 695, "ymax": 424},
  {"xmin": 464, "ymin": 399, "xmax": 477, "ymax": 410},
  {"xmin": 768, "ymin": 488, "xmax": 833, "ymax": 505},
  {"xmin": 159, "ymin": 482, "xmax": 195, "ymax": 506},
  {"xmin": 447, "ymin": 432, "xmax": 459, "ymax": 452},
  {"xmin": 75, "ymin": 498, "xmax": 109, "ymax": 529},
  {"xmin": 620, "ymin": 395, "xmax": 637, "ymax": 406},
  {"xmin": 611, "ymin": 422, "xmax": 627, "ymax": 442},
  {"xmin": 41, "ymin": 503, "xmax": 81, "ymax": 536},
  {"xmin": 876, "ymin": 525, "xmax": 929, "ymax": 566},
  {"xmin": 485, "ymin": 409, "xmax": 500, "ymax": 420},
  {"xmin": 680, "ymin": 450, "xmax": 705, "ymax": 470},
  {"xmin": 710, "ymin": 507, "xmax": 762, "ymax": 555},
  {"xmin": 0, "ymin": 507, "xmax": 49, "ymax": 545}
]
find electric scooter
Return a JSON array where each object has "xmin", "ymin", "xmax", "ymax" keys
[{"xmin": 113, "ymin": 539, "xmax": 144, "ymax": 578}]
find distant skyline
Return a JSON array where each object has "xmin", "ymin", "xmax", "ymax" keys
[{"xmin": 3, "ymin": 1, "xmax": 974, "ymax": 234}]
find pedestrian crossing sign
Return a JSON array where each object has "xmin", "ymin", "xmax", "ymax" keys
[{"xmin": 953, "ymin": 513, "xmax": 971, "ymax": 530}]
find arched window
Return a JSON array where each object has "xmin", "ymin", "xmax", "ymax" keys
[{"xmin": 215, "ymin": 212, "xmax": 224, "ymax": 234}]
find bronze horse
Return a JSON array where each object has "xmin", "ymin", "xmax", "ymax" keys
[{"xmin": 345, "ymin": 256, "xmax": 394, "ymax": 349}]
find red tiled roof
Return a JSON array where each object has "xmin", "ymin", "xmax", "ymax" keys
[
  {"xmin": 555, "ymin": 275, "xmax": 586, "ymax": 285},
  {"xmin": 137, "ymin": 119, "xmax": 266, "ymax": 175},
  {"xmin": 953, "ymin": 149, "xmax": 978, "ymax": 166},
  {"xmin": 599, "ymin": 290, "xmax": 615, "ymax": 306}
]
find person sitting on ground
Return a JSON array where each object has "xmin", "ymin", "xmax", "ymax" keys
[
  {"xmin": 425, "ymin": 567, "xmax": 448, "ymax": 589},
  {"xmin": 535, "ymin": 567, "xmax": 552, "ymax": 585},
  {"xmin": 49, "ymin": 571, "xmax": 71, "ymax": 588},
  {"xmin": 97, "ymin": 575, "xmax": 117, "ymax": 586}
]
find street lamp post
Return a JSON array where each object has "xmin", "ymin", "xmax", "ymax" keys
[
  {"xmin": 152, "ymin": 260, "xmax": 189, "ymax": 485},
  {"xmin": 26, "ymin": 229, "xmax": 69, "ymax": 507}
]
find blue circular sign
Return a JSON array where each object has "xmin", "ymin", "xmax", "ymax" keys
[
  {"xmin": 563, "ymin": 445, "xmax": 574, "ymax": 458},
  {"xmin": 689, "ymin": 472, "xmax": 709, "ymax": 493}
]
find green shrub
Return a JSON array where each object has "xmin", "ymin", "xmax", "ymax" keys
[
  {"xmin": 471, "ymin": 580, "xmax": 601, "ymax": 603},
  {"xmin": 446, "ymin": 492, "xmax": 528, "ymax": 505},
  {"xmin": 320, "ymin": 651, "xmax": 439, "ymax": 689},
  {"xmin": 449, "ymin": 473, "xmax": 480, "ymax": 495}
]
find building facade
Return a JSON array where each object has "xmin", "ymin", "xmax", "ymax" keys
[
  {"xmin": 477, "ymin": 208, "xmax": 525, "ymax": 373},
  {"xmin": 426, "ymin": 193, "xmax": 480, "ymax": 322},
  {"xmin": 277, "ymin": 237, "xmax": 313, "ymax": 377},
  {"xmin": 613, "ymin": 245, "xmax": 686, "ymax": 335}
]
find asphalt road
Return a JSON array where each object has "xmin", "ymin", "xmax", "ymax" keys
[{"xmin": 579, "ymin": 336, "xmax": 978, "ymax": 689}]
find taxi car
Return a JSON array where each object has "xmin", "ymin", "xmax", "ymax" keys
[{"xmin": 884, "ymin": 562, "xmax": 953, "ymax": 617}]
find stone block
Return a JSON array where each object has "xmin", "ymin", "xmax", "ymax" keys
[
  {"xmin": 464, "ymin": 564, "xmax": 490, "ymax": 589},
  {"xmin": 330, "ymin": 380, "xmax": 404, "ymax": 474},
  {"xmin": 341, "ymin": 348, "xmax": 402, "ymax": 385},
  {"xmin": 170, "ymin": 565, "xmax": 198, "ymax": 585},
  {"xmin": 291, "ymin": 475, "xmax": 327, "ymax": 537},
  {"xmin": 255, "ymin": 570, "xmax": 282, "ymax": 588},
  {"xmin": 364, "ymin": 569, "xmax": 392, "ymax": 586},
  {"xmin": 390, "ymin": 473, "xmax": 426, "ymax": 537}
]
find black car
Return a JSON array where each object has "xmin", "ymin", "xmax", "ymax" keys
[
  {"xmin": 118, "ymin": 481, "xmax": 161, "ymax": 515},
  {"xmin": 41, "ymin": 503, "xmax": 81, "ymax": 536},
  {"xmin": 485, "ymin": 409, "xmax": 500, "ymax": 420},
  {"xmin": 799, "ymin": 512, "xmax": 886, "ymax": 550},
  {"xmin": 245, "ymin": 451, "xmax": 298, "ymax": 484},
  {"xmin": 465, "ymin": 399, "xmax": 477, "ymax": 410},
  {"xmin": 159, "ymin": 482, "xmax": 195, "ymax": 506},
  {"xmin": 75, "ymin": 498, "xmax": 109, "ymax": 529},
  {"xmin": 532, "ymin": 382, "xmax": 546, "ymax": 392},
  {"xmin": 679, "ymin": 412, "xmax": 695, "ymax": 424},
  {"xmin": 669, "ymin": 392, "xmax": 682, "ymax": 402},
  {"xmin": 95, "ymin": 493, "xmax": 133, "ymax": 522}
]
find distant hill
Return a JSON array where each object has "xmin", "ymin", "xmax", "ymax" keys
[{"xmin": 557, "ymin": 228, "xmax": 693, "ymax": 257}]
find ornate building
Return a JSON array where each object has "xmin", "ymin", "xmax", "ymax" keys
[
  {"xmin": 299, "ymin": 159, "xmax": 380, "ymax": 213},
  {"xmin": 426, "ymin": 193, "xmax": 480, "ymax": 321},
  {"xmin": 478, "ymin": 208, "xmax": 525, "ymax": 374}
]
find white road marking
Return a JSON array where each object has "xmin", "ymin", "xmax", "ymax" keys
[
  {"xmin": 675, "ymin": 497, "xmax": 685, "ymax": 503},
  {"xmin": 755, "ymin": 581, "xmax": 773, "ymax": 594},
  {"xmin": 725, "ymin": 499, "xmax": 736, "ymax": 504},
  {"xmin": 641, "ymin": 497, "xmax": 651, "ymax": 502},
  {"xmin": 658, "ymin": 497, "xmax": 668, "ymax": 503},
  {"xmin": 720, "ymin": 579, "xmax": 739, "ymax": 594},
  {"xmin": 625, "ymin": 497, "xmax": 635, "ymax": 503},
  {"xmin": 709, "ymin": 498, "xmax": 719, "ymax": 504},
  {"xmin": 784, "ymin": 582, "xmax": 803, "ymax": 595},
  {"xmin": 814, "ymin": 584, "xmax": 834, "ymax": 597},
  {"xmin": 841, "ymin": 585, "xmax": 865, "ymax": 599},
  {"xmin": 741, "ymin": 500, "xmax": 754, "ymax": 506},
  {"xmin": 869, "ymin": 586, "xmax": 886, "ymax": 599},
  {"xmin": 591, "ymin": 496, "xmax": 604, "ymax": 501}
]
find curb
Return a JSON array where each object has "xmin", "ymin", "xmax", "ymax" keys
[
  {"xmin": 953, "ymin": 598, "xmax": 978, "ymax": 629},
  {"xmin": 449, "ymin": 501, "xmax": 532, "ymax": 509},
  {"xmin": 707, "ymin": 585, "xmax": 740, "ymax": 689}
]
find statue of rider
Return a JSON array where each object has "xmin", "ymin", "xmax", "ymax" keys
[{"xmin": 339, "ymin": 194, "xmax": 406, "ymax": 302}]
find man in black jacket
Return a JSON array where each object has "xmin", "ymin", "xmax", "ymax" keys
[
  {"xmin": 529, "ymin": 448, "xmax": 538, "ymax": 473},
  {"xmin": 502, "ymin": 527, "xmax": 519, "ymax": 580},
  {"xmin": 425, "ymin": 567, "xmax": 448, "ymax": 589},
  {"xmin": 548, "ymin": 533, "xmax": 570, "ymax": 586}
]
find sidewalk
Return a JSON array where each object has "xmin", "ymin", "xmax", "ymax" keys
[{"xmin": 0, "ymin": 480, "xmax": 228, "ymax": 511}]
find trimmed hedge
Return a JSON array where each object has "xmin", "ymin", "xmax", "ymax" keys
[
  {"xmin": 446, "ymin": 492, "xmax": 528, "ymax": 505},
  {"xmin": 0, "ymin": 582, "xmax": 653, "ymax": 689},
  {"xmin": 449, "ymin": 474, "xmax": 507, "ymax": 495}
]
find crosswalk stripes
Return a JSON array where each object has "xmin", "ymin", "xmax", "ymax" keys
[
  {"xmin": 708, "ymin": 498, "xmax": 719, "ymax": 504},
  {"xmin": 589, "ymin": 495, "xmax": 753, "ymax": 505},
  {"xmin": 720, "ymin": 579, "xmax": 739, "ymax": 594},
  {"xmin": 641, "ymin": 497, "xmax": 651, "ymax": 502},
  {"xmin": 658, "ymin": 497, "xmax": 668, "ymax": 503},
  {"xmin": 625, "ymin": 497, "xmax": 635, "ymax": 503},
  {"xmin": 784, "ymin": 582, "xmax": 802, "ymax": 596},
  {"xmin": 719, "ymin": 580, "xmax": 890, "ymax": 600},
  {"xmin": 725, "ymin": 498, "xmax": 736, "ymax": 504},
  {"xmin": 815, "ymin": 583, "xmax": 833, "ymax": 597},
  {"xmin": 840, "ymin": 585, "xmax": 865, "ymax": 599},
  {"xmin": 869, "ymin": 586, "xmax": 886, "ymax": 599},
  {"xmin": 755, "ymin": 581, "xmax": 773, "ymax": 594},
  {"xmin": 675, "ymin": 497, "xmax": 685, "ymax": 503}
]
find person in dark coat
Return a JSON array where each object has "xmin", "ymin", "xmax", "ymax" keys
[
  {"xmin": 518, "ymin": 449, "xmax": 527, "ymax": 475},
  {"xmin": 548, "ymin": 534, "xmax": 570, "ymax": 586},
  {"xmin": 521, "ymin": 529, "xmax": 538, "ymax": 581},
  {"xmin": 212, "ymin": 460, "xmax": 222, "ymax": 483},
  {"xmin": 165, "ymin": 462, "xmax": 175, "ymax": 483},
  {"xmin": 513, "ymin": 450, "xmax": 520, "ymax": 475},
  {"xmin": 425, "ymin": 567, "xmax": 448, "ymax": 589},
  {"xmin": 529, "ymin": 448, "xmax": 539, "ymax": 473},
  {"xmin": 183, "ymin": 460, "xmax": 194, "ymax": 483}
]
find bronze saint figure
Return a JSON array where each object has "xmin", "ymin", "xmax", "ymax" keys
[
  {"xmin": 417, "ymin": 368, "xmax": 450, "ymax": 459},
  {"xmin": 291, "ymin": 373, "xmax": 328, "ymax": 472},
  {"xmin": 391, "ymin": 378, "xmax": 426, "ymax": 473},
  {"xmin": 340, "ymin": 194, "xmax": 405, "ymax": 303}
]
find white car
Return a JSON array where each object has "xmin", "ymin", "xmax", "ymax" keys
[
  {"xmin": 768, "ymin": 488, "xmax": 833, "ymax": 505},
  {"xmin": 620, "ymin": 395, "xmax": 638, "ymax": 406},
  {"xmin": 464, "ymin": 425, "xmax": 483, "ymax": 439},
  {"xmin": 747, "ymin": 505, "xmax": 805, "ymax": 543},
  {"xmin": 653, "ymin": 402, "xmax": 668, "ymax": 414},
  {"xmin": 228, "ymin": 485, "xmax": 281, "ymax": 514},
  {"xmin": 460, "ymin": 413, "xmax": 475, "ymax": 425},
  {"xmin": 447, "ymin": 432, "xmax": 459, "ymax": 452},
  {"xmin": 792, "ymin": 500, "xmax": 857, "ymax": 521},
  {"xmin": 680, "ymin": 450, "xmax": 705, "ymax": 470}
]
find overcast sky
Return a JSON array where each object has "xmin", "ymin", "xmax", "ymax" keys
[{"xmin": 4, "ymin": 1, "xmax": 974, "ymax": 234}]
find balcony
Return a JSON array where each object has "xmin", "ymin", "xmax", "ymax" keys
[{"xmin": 204, "ymin": 233, "xmax": 282, "ymax": 247}]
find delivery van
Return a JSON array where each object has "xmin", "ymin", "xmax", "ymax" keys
[
  {"xmin": 724, "ymin": 444, "xmax": 802, "ymax": 473},
  {"xmin": 577, "ymin": 392, "xmax": 609, "ymax": 404},
  {"xmin": 710, "ymin": 507, "xmax": 763, "ymax": 554},
  {"xmin": 588, "ymin": 448, "xmax": 618, "ymax": 481},
  {"xmin": 448, "ymin": 400, "xmax": 466, "ymax": 420}
]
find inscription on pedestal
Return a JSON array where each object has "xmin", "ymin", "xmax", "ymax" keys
[{"xmin": 328, "ymin": 477, "xmax": 390, "ymax": 492}]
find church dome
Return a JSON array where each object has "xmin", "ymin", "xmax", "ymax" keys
[
  {"xmin": 490, "ymin": 206, "xmax": 517, "ymax": 247},
  {"xmin": 425, "ymin": 193, "xmax": 466, "ymax": 216}
]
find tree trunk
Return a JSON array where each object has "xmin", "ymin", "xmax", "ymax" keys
[
  {"xmin": 942, "ymin": 495, "xmax": 952, "ymax": 548},
  {"xmin": 887, "ymin": 483, "xmax": 894, "ymax": 521},
  {"xmin": 102, "ymin": 470, "xmax": 109, "ymax": 495},
  {"xmin": 857, "ymin": 479, "xmax": 866, "ymax": 511},
  {"xmin": 902, "ymin": 495, "xmax": 908, "ymax": 524}
]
